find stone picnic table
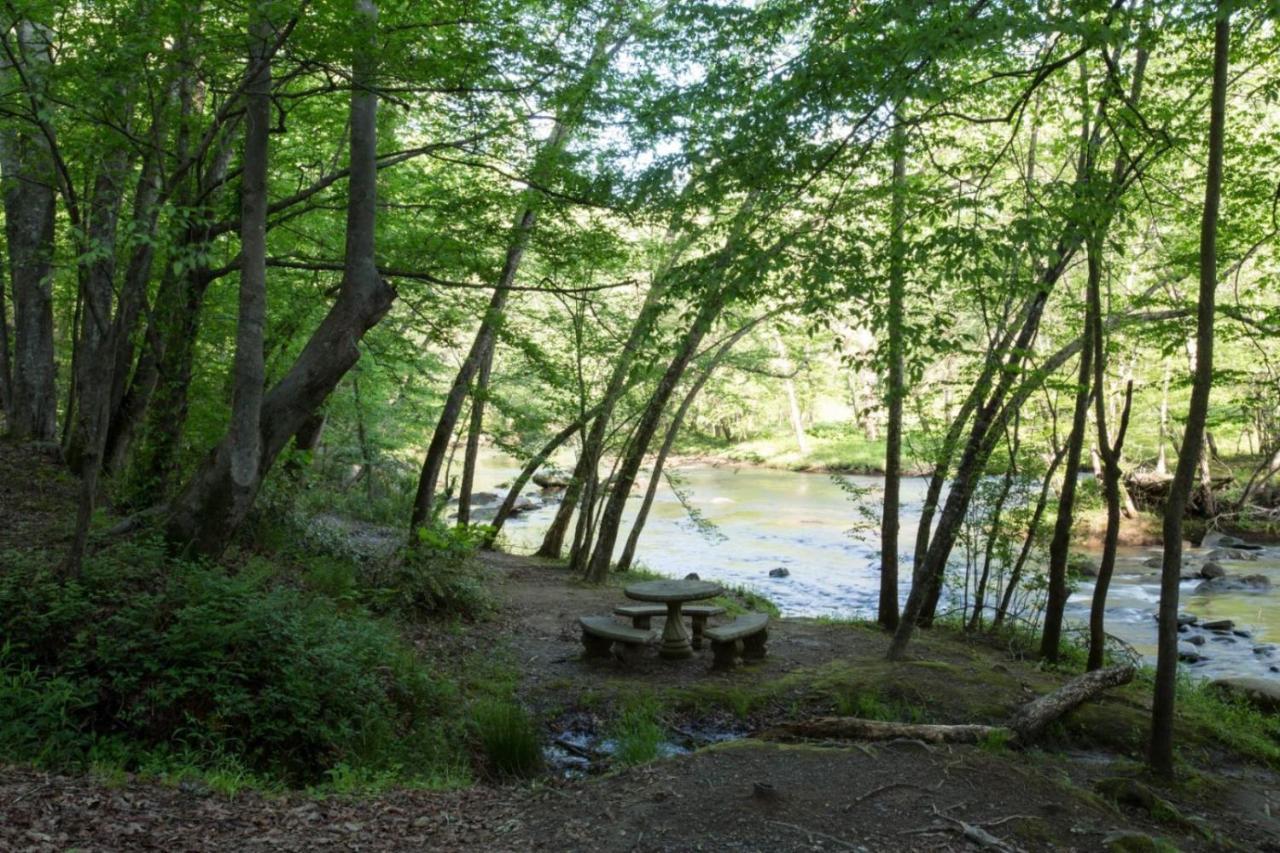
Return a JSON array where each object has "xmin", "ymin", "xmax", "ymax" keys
[{"xmin": 624, "ymin": 579, "xmax": 722, "ymax": 660}]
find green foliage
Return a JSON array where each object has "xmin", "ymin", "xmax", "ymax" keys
[
  {"xmin": 472, "ymin": 698, "xmax": 543, "ymax": 778},
  {"xmin": 370, "ymin": 524, "xmax": 494, "ymax": 620},
  {"xmin": 0, "ymin": 538, "xmax": 464, "ymax": 787},
  {"xmin": 607, "ymin": 695, "xmax": 666, "ymax": 767}
]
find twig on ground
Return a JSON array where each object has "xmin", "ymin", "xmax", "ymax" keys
[{"xmin": 765, "ymin": 819, "xmax": 862, "ymax": 850}]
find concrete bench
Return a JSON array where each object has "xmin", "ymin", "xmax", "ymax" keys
[
  {"xmin": 613, "ymin": 603, "xmax": 726, "ymax": 648},
  {"xmin": 579, "ymin": 616, "xmax": 653, "ymax": 660},
  {"xmin": 704, "ymin": 612, "xmax": 769, "ymax": 670}
]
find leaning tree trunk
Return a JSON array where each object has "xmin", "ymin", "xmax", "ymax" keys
[
  {"xmin": 583, "ymin": 289, "xmax": 725, "ymax": 582},
  {"xmin": 993, "ymin": 442, "xmax": 1067, "ymax": 629},
  {"xmin": 557, "ymin": 273, "xmax": 671, "ymax": 568},
  {"xmin": 617, "ymin": 317, "xmax": 763, "ymax": 572},
  {"xmin": 0, "ymin": 21, "xmax": 58, "ymax": 441},
  {"xmin": 410, "ymin": 13, "xmax": 628, "ymax": 536},
  {"xmin": 166, "ymin": 0, "xmax": 394, "ymax": 555},
  {"xmin": 457, "ymin": 346, "xmax": 493, "ymax": 526},
  {"xmin": 1151, "ymin": 4, "xmax": 1228, "ymax": 778}
]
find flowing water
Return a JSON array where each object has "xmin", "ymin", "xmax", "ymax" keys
[{"xmin": 467, "ymin": 453, "xmax": 1280, "ymax": 681}]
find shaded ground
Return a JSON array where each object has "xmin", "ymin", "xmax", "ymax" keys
[{"xmin": 4, "ymin": 440, "xmax": 1280, "ymax": 850}]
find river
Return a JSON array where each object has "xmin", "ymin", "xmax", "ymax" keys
[{"xmin": 467, "ymin": 453, "xmax": 1280, "ymax": 680}]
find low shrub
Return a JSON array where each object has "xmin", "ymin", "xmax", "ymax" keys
[
  {"xmin": 369, "ymin": 523, "xmax": 493, "ymax": 620},
  {"xmin": 0, "ymin": 538, "xmax": 464, "ymax": 786}
]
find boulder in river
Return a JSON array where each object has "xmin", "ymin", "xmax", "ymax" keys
[
  {"xmin": 1196, "ymin": 574, "xmax": 1273, "ymax": 594},
  {"xmin": 769, "ymin": 567, "xmax": 790, "ymax": 578},
  {"xmin": 1201, "ymin": 618, "xmax": 1234, "ymax": 631},
  {"xmin": 1185, "ymin": 634, "xmax": 1206, "ymax": 646},
  {"xmin": 1176, "ymin": 613, "xmax": 1198, "ymax": 627},
  {"xmin": 1177, "ymin": 643, "xmax": 1206, "ymax": 663},
  {"xmin": 532, "ymin": 470, "xmax": 571, "ymax": 490},
  {"xmin": 1207, "ymin": 547, "xmax": 1260, "ymax": 561},
  {"xmin": 1068, "ymin": 553, "xmax": 1099, "ymax": 578},
  {"xmin": 469, "ymin": 491, "xmax": 499, "ymax": 506},
  {"xmin": 1199, "ymin": 561, "xmax": 1226, "ymax": 580},
  {"xmin": 1210, "ymin": 677, "xmax": 1280, "ymax": 712},
  {"xmin": 684, "ymin": 573, "xmax": 700, "ymax": 580}
]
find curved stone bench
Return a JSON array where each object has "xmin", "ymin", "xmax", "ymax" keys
[
  {"xmin": 613, "ymin": 603, "xmax": 726, "ymax": 648},
  {"xmin": 704, "ymin": 612, "xmax": 769, "ymax": 670},
  {"xmin": 579, "ymin": 616, "xmax": 653, "ymax": 660}
]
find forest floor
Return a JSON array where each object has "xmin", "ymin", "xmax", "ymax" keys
[{"xmin": 4, "ymin": 442, "xmax": 1280, "ymax": 851}]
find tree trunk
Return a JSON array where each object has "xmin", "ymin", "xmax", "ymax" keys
[
  {"xmin": 1039, "ymin": 302, "xmax": 1094, "ymax": 662},
  {"xmin": 538, "ymin": 443, "xmax": 590, "ymax": 557},
  {"xmin": 0, "ymin": 21, "xmax": 58, "ymax": 441},
  {"xmin": 225, "ymin": 8, "xmax": 272, "ymax": 527},
  {"xmin": 993, "ymin": 442, "xmax": 1068, "ymax": 630},
  {"xmin": 879, "ymin": 117, "xmax": 907, "ymax": 630},
  {"xmin": 1155, "ymin": 357, "xmax": 1170, "ymax": 475},
  {"xmin": 773, "ymin": 333, "xmax": 808, "ymax": 454},
  {"xmin": 583, "ymin": 290, "xmax": 725, "ymax": 582},
  {"xmin": 968, "ymin": 425, "xmax": 1018, "ymax": 633},
  {"xmin": 166, "ymin": 0, "xmax": 394, "ymax": 555},
  {"xmin": 63, "ymin": 140, "xmax": 132, "ymax": 575},
  {"xmin": 457, "ymin": 346, "xmax": 493, "ymax": 526},
  {"xmin": 1151, "ymin": 5, "xmax": 1228, "ymax": 778}
]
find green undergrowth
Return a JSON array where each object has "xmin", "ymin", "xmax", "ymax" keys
[
  {"xmin": 0, "ymin": 529, "xmax": 507, "ymax": 794},
  {"xmin": 607, "ymin": 694, "xmax": 666, "ymax": 766}
]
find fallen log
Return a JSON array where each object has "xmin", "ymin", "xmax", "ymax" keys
[
  {"xmin": 1006, "ymin": 664, "xmax": 1135, "ymax": 743},
  {"xmin": 756, "ymin": 718, "xmax": 1003, "ymax": 744},
  {"xmin": 755, "ymin": 664, "xmax": 1135, "ymax": 747}
]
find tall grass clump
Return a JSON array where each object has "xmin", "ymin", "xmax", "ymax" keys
[{"xmin": 472, "ymin": 698, "xmax": 543, "ymax": 778}]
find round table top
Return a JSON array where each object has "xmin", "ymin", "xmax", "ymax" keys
[{"xmin": 624, "ymin": 579, "xmax": 722, "ymax": 603}]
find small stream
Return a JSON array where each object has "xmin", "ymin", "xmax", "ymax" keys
[{"xmin": 466, "ymin": 452, "xmax": 1280, "ymax": 681}]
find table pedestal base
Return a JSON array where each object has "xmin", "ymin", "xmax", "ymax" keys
[{"xmin": 659, "ymin": 601, "xmax": 693, "ymax": 660}]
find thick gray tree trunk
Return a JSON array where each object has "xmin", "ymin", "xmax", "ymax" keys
[
  {"xmin": 0, "ymin": 21, "xmax": 58, "ymax": 441},
  {"xmin": 227, "ymin": 9, "xmax": 273, "ymax": 529},
  {"xmin": 167, "ymin": 0, "xmax": 394, "ymax": 555}
]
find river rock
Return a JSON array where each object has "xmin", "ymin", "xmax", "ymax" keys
[
  {"xmin": 1198, "ymin": 561, "xmax": 1226, "ymax": 580},
  {"xmin": 1208, "ymin": 547, "xmax": 1260, "ymax": 561},
  {"xmin": 1068, "ymin": 553, "xmax": 1099, "ymax": 578},
  {"xmin": 532, "ymin": 470, "xmax": 571, "ymax": 490},
  {"xmin": 1234, "ymin": 629, "xmax": 1253, "ymax": 639},
  {"xmin": 1177, "ymin": 643, "xmax": 1205, "ymax": 663},
  {"xmin": 1210, "ymin": 635, "xmax": 1236, "ymax": 644},
  {"xmin": 684, "ymin": 572, "xmax": 700, "ymax": 580},
  {"xmin": 469, "ymin": 491, "xmax": 499, "ymax": 506},
  {"xmin": 1201, "ymin": 618, "xmax": 1234, "ymax": 631},
  {"xmin": 1185, "ymin": 634, "xmax": 1206, "ymax": 646},
  {"xmin": 769, "ymin": 567, "xmax": 790, "ymax": 578},
  {"xmin": 1210, "ymin": 677, "xmax": 1280, "ymax": 712},
  {"xmin": 1253, "ymin": 645, "xmax": 1276, "ymax": 656},
  {"xmin": 1196, "ymin": 574, "xmax": 1272, "ymax": 593},
  {"xmin": 1176, "ymin": 613, "xmax": 1198, "ymax": 627},
  {"xmin": 508, "ymin": 496, "xmax": 542, "ymax": 515}
]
